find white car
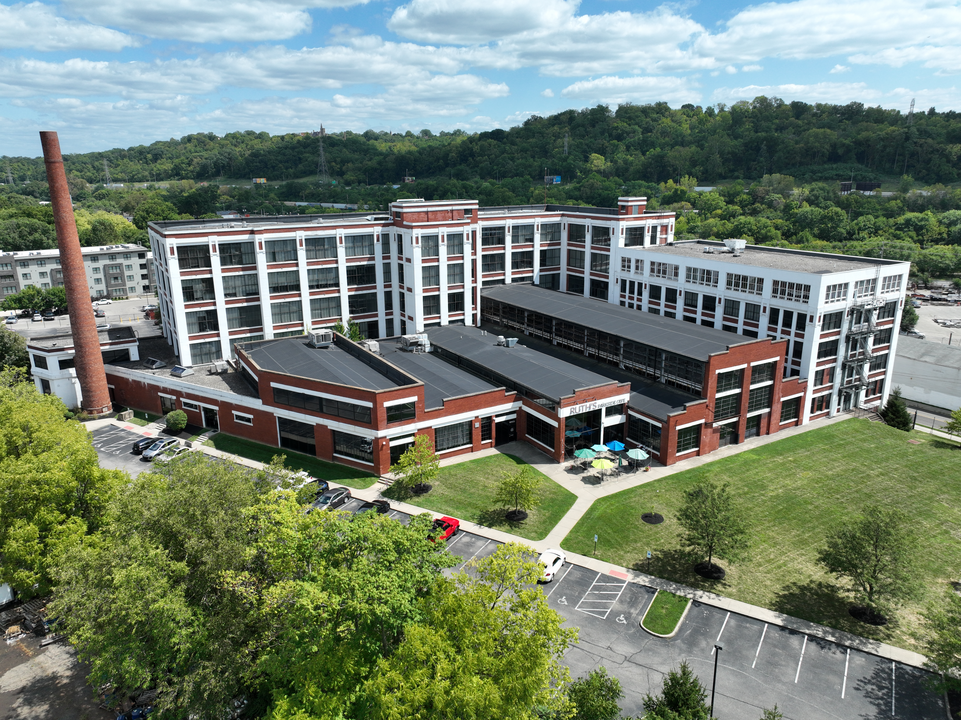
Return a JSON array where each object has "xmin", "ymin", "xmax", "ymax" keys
[
  {"xmin": 537, "ymin": 548, "xmax": 567, "ymax": 583},
  {"xmin": 96, "ymin": 298, "xmax": 113, "ymax": 305}
]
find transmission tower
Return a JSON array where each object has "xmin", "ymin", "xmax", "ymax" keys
[
  {"xmin": 4, "ymin": 162, "xmax": 12, "ymax": 185},
  {"xmin": 564, "ymin": 133, "xmax": 569, "ymax": 155},
  {"xmin": 315, "ymin": 126, "xmax": 329, "ymax": 185},
  {"xmin": 103, "ymin": 159, "xmax": 111, "ymax": 186},
  {"xmin": 907, "ymin": 97, "xmax": 916, "ymax": 125}
]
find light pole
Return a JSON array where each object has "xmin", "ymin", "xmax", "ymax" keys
[{"xmin": 710, "ymin": 644, "xmax": 722, "ymax": 717}]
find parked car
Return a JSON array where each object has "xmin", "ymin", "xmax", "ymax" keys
[
  {"xmin": 158, "ymin": 446, "xmax": 191, "ymax": 462},
  {"xmin": 42, "ymin": 311, "xmax": 55, "ymax": 321},
  {"xmin": 430, "ymin": 516, "xmax": 460, "ymax": 542},
  {"xmin": 310, "ymin": 487, "xmax": 351, "ymax": 511},
  {"xmin": 32, "ymin": 313, "xmax": 42, "ymax": 322},
  {"xmin": 96, "ymin": 298, "xmax": 113, "ymax": 305},
  {"xmin": 900, "ymin": 329, "xmax": 925, "ymax": 339},
  {"xmin": 141, "ymin": 437, "xmax": 179, "ymax": 460},
  {"xmin": 537, "ymin": 549, "xmax": 567, "ymax": 583},
  {"xmin": 355, "ymin": 499, "xmax": 390, "ymax": 517},
  {"xmin": 141, "ymin": 304, "xmax": 158, "ymax": 312},
  {"xmin": 4, "ymin": 316, "xmax": 16, "ymax": 324},
  {"xmin": 132, "ymin": 436, "xmax": 158, "ymax": 455},
  {"xmin": 94, "ymin": 308, "xmax": 106, "ymax": 318}
]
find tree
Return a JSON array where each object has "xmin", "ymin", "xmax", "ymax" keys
[
  {"xmin": 922, "ymin": 589, "xmax": 961, "ymax": 694},
  {"xmin": 817, "ymin": 505, "xmax": 921, "ymax": 619},
  {"xmin": 567, "ymin": 666, "xmax": 623, "ymax": 720},
  {"xmin": 363, "ymin": 543, "xmax": 578, "ymax": 720},
  {"xmin": 943, "ymin": 407, "xmax": 961, "ymax": 437},
  {"xmin": 900, "ymin": 296, "xmax": 919, "ymax": 331},
  {"xmin": 0, "ymin": 327, "xmax": 28, "ymax": 371},
  {"xmin": 642, "ymin": 661, "xmax": 710, "ymax": 719},
  {"xmin": 164, "ymin": 409, "xmax": 188, "ymax": 432},
  {"xmin": 333, "ymin": 317, "xmax": 364, "ymax": 341},
  {"xmin": 2, "ymin": 285, "xmax": 50, "ymax": 312},
  {"xmin": 676, "ymin": 481, "xmax": 749, "ymax": 578},
  {"xmin": 45, "ymin": 285, "xmax": 67, "ymax": 311},
  {"xmin": 132, "ymin": 196, "xmax": 180, "ymax": 230},
  {"xmin": 879, "ymin": 386, "xmax": 913, "ymax": 431},
  {"xmin": 493, "ymin": 465, "xmax": 542, "ymax": 521},
  {"xmin": 389, "ymin": 433, "xmax": 439, "ymax": 495}
]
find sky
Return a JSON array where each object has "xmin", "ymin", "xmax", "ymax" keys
[{"xmin": 2, "ymin": 0, "xmax": 961, "ymax": 160}]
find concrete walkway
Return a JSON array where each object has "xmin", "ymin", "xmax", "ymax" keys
[{"xmin": 90, "ymin": 411, "xmax": 943, "ymax": 671}]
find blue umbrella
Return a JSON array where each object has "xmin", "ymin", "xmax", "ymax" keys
[
  {"xmin": 606, "ymin": 440, "xmax": 626, "ymax": 452},
  {"xmin": 565, "ymin": 430, "xmax": 581, "ymax": 437},
  {"xmin": 590, "ymin": 444, "xmax": 608, "ymax": 453}
]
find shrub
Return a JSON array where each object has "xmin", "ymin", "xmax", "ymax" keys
[{"xmin": 165, "ymin": 409, "xmax": 188, "ymax": 433}]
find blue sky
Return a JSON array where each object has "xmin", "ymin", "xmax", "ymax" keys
[{"xmin": 2, "ymin": 0, "xmax": 960, "ymax": 158}]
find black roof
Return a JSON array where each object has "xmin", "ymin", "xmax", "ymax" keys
[
  {"xmin": 481, "ymin": 283, "xmax": 754, "ymax": 361},
  {"xmin": 426, "ymin": 324, "xmax": 619, "ymax": 403}
]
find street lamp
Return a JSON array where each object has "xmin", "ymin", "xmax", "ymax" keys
[{"xmin": 710, "ymin": 644, "xmax": 723, "ymax": 717}]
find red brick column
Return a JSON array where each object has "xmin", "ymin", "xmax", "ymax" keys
[{"xmin": 40, "ymin": 131, "xmax": 112, "ymax": 416}]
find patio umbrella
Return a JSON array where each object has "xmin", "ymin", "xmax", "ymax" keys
[
  {"xmin": 606, "ymin": 440, "xmax": 626, "ymax": 452},
  {"xmin": 590, "ymin": 444, "xmax": 609, "ymax": 453},
  {"xmin": 592, "ymin": 458, "xmax": 615, "ymax": 478},
  {"xmin": 574, "ymin": 448, "xmax": 596, "ymax": 459},
  {"xmin": 627, "ymin": 448, "xmax": 649, "ymax": 460},
  {"xmin": 565, "ymin": 430, "xmax": 582, "ymax": 437}
]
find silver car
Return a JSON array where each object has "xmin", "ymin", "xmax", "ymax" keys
[{"xmin": 142, "ymin": 437, "xmax": 179, "ymax": 460}]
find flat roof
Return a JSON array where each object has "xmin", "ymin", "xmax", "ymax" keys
[
  {"xmin": 28, "ymin": 325, "xmax": 137, "ymax": 350},
  {"xmin": 426, "ymin": 324, "xmax": 618, "ymax": 403},
  {"xmin": 638, "ymin": 240, "xmax": 902, "ymax": 274},
  {"xmin": 481, "ymin": 283, "xmax": 750, "ymax": 362},
  {"xmin": 242, "ymin": 337, "xmax": 407, "ymax": 391},
  {"xmin": 378, "ymin": 338, "xmax": 501, "ymax": 409}
]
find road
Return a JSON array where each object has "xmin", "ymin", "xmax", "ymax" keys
[{"xmin": 87, "ymin": 424, "xmax": 948, "ymax": 720}]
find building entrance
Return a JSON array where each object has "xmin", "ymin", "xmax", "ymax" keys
[
  {"xmin": 495, "ymin": 418, "xmax": 516, "ymax": 444},
  {"xmin": 202, "ymin": 406, "xmax": 219, "ymax": 431}
]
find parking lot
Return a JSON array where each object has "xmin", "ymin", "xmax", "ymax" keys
[{"xmin": 89, "ymin": 424, "xmax": 946, "ymax": 720}]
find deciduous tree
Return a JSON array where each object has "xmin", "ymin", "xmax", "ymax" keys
[
  {"xmin": 389, "ymin": 433, "xmax": 439, "ymax": 495},
  {"xmin": 493, "ymin": 465, "xmax": 542, "ymax": 520},
  {"xmin": 567, "ymin": 666, "xmax": 623, "ymax": 720},
  {"xmin": 676, "ymin": 481, "xmax": 749, "ymax": 577},
  {"xmin": 0, "ymin": 327, "xmax": 28, "ymax": 371},
  {"xmin": 922, "ymin": 588, "xmax": 961, "ymax": 694}
]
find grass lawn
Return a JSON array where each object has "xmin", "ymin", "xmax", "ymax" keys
[
  {"xmin": 385, "ymin": 454, "xmax": 577, "ymax": 541},
  {"xmin": 564, "ymin": 419, "xmax": 961, "ymax": 651},
  {"xmin": 203, "ymin": 434, "xmax": 375, "ymax": 489},
  {"xmin": 126, "ymin": 412, "xmax": 162, "ymax": 426},
  {"xmin": 642, "ymin": 591, "xmax": 690, "ymax": 635}
]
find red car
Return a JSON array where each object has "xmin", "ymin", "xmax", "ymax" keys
[{"xmin": 430, "ymin": 516, "xmax": 460, "ymax": 542}]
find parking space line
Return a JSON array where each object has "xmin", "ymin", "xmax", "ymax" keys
[
  {"xmin": 545, "ymin": 565, "xmax": 572, "ymax": 598},
  {"xmin": 795, "ymin": 635, "xmax": 807, "ymax": 683},
  {"xmin": 841, "ymin": 648, "xmax": 849, "ymax": 699},
  {"xmin": 752, "ymin": 623, "xmax": 768, "ymax": 669},
  {"xmin": 891, "ymin": 662, "xmax": 895, "ymax": 716},
  {"xmin": 711, "ymin": 613, "xmax": 730, "ymax": 654},
  {"xmin": 575, "ymin": 573, "xmax": 628, "ymax": 620},
  {"xmin": 446, "ymin": 532, "xmax": 466, "ymax": 549},
  {"xmin": 458, "ymin": 539, "xmax": 492, "ymax": 570}
]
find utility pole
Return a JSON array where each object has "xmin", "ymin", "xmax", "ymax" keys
[
  {"xmin": 103, "ymin": 159, "xmax": 111, "ymax": 186},
  {"xmin": 316, "ymin": 126, "xmax": 329, "ymax": 185}
]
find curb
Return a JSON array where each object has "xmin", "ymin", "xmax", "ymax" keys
[{"xmin": 639, "ymin": 589, "xmax": 692, "ymax": 639}]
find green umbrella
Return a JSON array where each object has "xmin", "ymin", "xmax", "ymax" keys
[
  {"xmin": 574, "ymin": 448, "xmax": 596, "ymax": 459},
  {"xmin": 627, "ymin": 448, "xmax": 649, "ymax": 460}
]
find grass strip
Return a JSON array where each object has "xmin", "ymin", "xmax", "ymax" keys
[{"xmin": 641, "ymin": 591, "xmax": 690, "ymax": 635}]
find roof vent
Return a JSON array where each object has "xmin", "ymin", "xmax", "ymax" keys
[
  {"xmin": 400, "ymin": 334, "xmax": 431, "ymax": 353},
  {"xmin": 504, "ymin": 338, "xmax": 518, "ymax": 348},
  {"xmin": 723, "ymin": 238, "xmax": 747, "ymax": 255},
  {"xmin": 307, "ymin": 329, "xmax": 333, "ymax": 348},
  {"xmin": 495, "ymin": 335, "xmax": 506, "ymax": 346},
  {"xmin": 361, "ymin": 339, "xmax": 380, "ymax": 354}
]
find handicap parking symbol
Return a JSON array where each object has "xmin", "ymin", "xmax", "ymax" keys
[
  {"xmin": 615, "ymin": 614, "xmax": 627, "ymax": 624},
  {"xmin": 557, "ymin": 596, "xmax": 568, "ymax": 605}
]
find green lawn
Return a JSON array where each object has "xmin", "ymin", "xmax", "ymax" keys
[
  {"xmin": 642, "ymin": 591, "xmax": 690, "ymax": 636},
  {"xmin": 203, "ymin": 434, "xmax": 375, "ymax": 489},
  {"xmin": 564, "ymin": 419, "xmax": 961, "ymax": 651},
  {"xmin": 385, "ymin": 454, "xmax": 577, "ymax": 541},
  {"xmin": 126, "ymin": 412, "xmax": 162, "ymax": 426}
]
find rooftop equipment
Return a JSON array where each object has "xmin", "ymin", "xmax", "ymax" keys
[
  {"xmin": 723, "ymin": 239, "xmax": 747, "ymax": 255},
  {"xmin": 307, "ymin": 329, "xmax": 333, "ymax": 348},
  {"xmin": 400, "ymin": 334, "xmax": 431, "ymax": 353},
  {"xmin": 170, "ymin": 365, "xmax": 194, "ymax": 378}
]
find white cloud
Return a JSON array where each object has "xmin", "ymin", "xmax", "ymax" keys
[
  {"xmin": 0, "ymin": 2, "xmax": 138, "ymax": 51},
  {"xmin": 388, "ymin": 0, "xmax": 579, "ymax": 44},
  {"xmin": 561, "ymin": 75, "xmax": 701, "ymax": 105},
  {"xmin": 712, "ymin": 82, "xmax": 882, "ymax": 106},
  {"xmin": 742, "ymin": 64, "xmax": 762, "ymax": 72},
  {"xmin": 850, "ymin": 46, "xmax": 961, "ymax": 75},
  {"xmin": 830, "ymin": 64, "xmax": 850, "ymax": 73},
  {"xmin": 725, "ymin": 65, "xmax": 737, "ymax": 74},
  {"xmin": 541, "ymin": 88, "xmax": 554, "ymax": 97},
  {"xmin": 62, "ymin": 0, "xmax": 373, "ymax": 43}
]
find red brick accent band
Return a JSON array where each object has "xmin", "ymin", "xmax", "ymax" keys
[{"xmin": 40, "ymin": 131, "xmax": 112, "ymax": 415}]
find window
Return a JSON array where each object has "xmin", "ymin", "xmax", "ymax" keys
[
  {"xmin": 751, "ymin": 362, "xmax": 775, "ymax": 385},
  {"xmin": 397, "ymin": 262, "xmax": 404, "ymax": 286},
  {"xmin": 880, "ymin": 274, "xmax": 902, "ymax": 293},
  {"xmin": 568, "ymin": 224, "xmax": 586, "ymax": 243},
  {"xmin": 422, "ymin": 234, "xmax": 439, "ymax": 258},
  {"xmin": 567, "ymin": 275, "xmax": 584, "ymax": 294},
  {"xmin": 481, "ymin": 416, "xmax": 493, "ymax": 442},
  {"xmin": 265, "ymin": 239, "xmax": 297, "ymax": 263},
  {"xmin": 817, "ymin": 339, "xmax": 839, "ymax": 359},
  {"xmin": 182, "ymin": 277, "xmax": 215, "ymax": 302},
  {"xmin": 526, "ymin": 413, "xmax": 555, "ymax": 449},
  {"xmin": 541, "ymin": 223, "xmax": 561, "ymax": 242},
  {"xmin": 447, "ymin": 264, "xmax": 464, "ymax": 285},
  {"xmin": 869, "ymin": 353, "xmax": 888, "ymax": 372},
  {"xmin": 348, "ymin": 292, "xmax": 378, "ymax": 315},
  {"xmin": 226, "ymin": 305, "xmax": 262, "ymax": 329},
  {"xmin": 446, "ymin": 233, "xmax": 464, "ymax": 255},
  {"xmin": 268, "ymin": 270, "xmax": 300, "ymax": 293},
  {"xmin": 781, "ymin": 309, "xmax": 794, "ymax": 330},
  {"xmin": 676, "ymin": 425, "xmax": 700, "ymax": 454},
  {"xmin": 307, "ymin": 266, "xmax": 339, "ymax": 290},
  {"xmin": 771, "ymin": 280, "xmax": 811, "ymax": 303},
  {"xmin": 538, "ymin": 274, "xmax": 559, "ymax": 290},
  {"xmin": 33, "ymin": 355, "xmax": 48, "ymax": 370},
  {"xmin": 381, "ymin": 262, "xmax": 391, "ymax": 285},
  {"xmin": 685, "ymin": 267, "xmax": 719, "ymax": 287},
  {"xmin": 384, "ymin": 292, "xmax": 393, "ymax": 312},
  {"xmin": 620, "ymin": 257, "xmax": 632, "ymax": 272},
  {"xmin": 436, "ymin": 421, "xmax": 471, "ymax": 451},
  {"xmin": 422, "ymin": 265, "xmax": 440, "ymax": 288},
  {"xmin": 190, "ymin": 340, "xmax": 222, "ymax": 365},
  {"xmin": 590, "ymin": 252, "xmax": 609, "ymax": 273},
  {"xmin": 713, "ymin": 392, "xmax": 741, "ymax": 420},
  {"xmin": 589, "ymin": 279, "xmax": 609, "ymax": 299},
  {"xmin": 702, "ymin": 295, "xmax": 716, "ymax": 313},
  {"xmin": 877, "ymin": 300, "xmax": 897, "ymax": 320},
  {"xmin": 716, "ymin": 368, "xmax": 743, "ymax": 393},
  {"xmin": 634, "ymin": 259, "xmax": 644, "ymax": 274},
  {"xmin": 726, "ymin": 273, "xmax": 764, "ymax": 295},
  {"xmin": 649, "ymin": 284, "xmax": 662, "ymax": 301},
  {"xmin": 511, "ymin": 224, "xmax": 534, "ymax": 244},
  {"xmin": 592, "ymin": 226, "xmax": 611, "ymax": 247},
  {"xmin": 567, "ymin": 249, "xmax": 585, "ymax": 269},
  {"xmin": 684, "ymin": 291, "xmax": 698, "ymax": 309},
  {"xmin": 223, "ymin": 273, "xmax": 259, "ymax": 298},
  {"xmin": 346, "ymin": 264, "xmax": 376, "ymax": 287},
  {"xmin": 874, "ymin": 327, "xmax": 893, "ymax": 345},
  {"xmin": 810, "ymin": 394, "xmax": 830, "ymax": 414},
  {"xmin": 332, "ymin": 431, "xmax": 373, "ymax": 463},
  {"xmin": 92, "ymin": 267, "xmax": 101, "ymax": 274},
  {"xmin": 625, "ymin": 226, "xmax": 646, "ymax": 246},
  {"xmin": 723, "ymin": 298, "xmax": 740, "ymax": 318},
  {"xmin": 512, "ymin": 251, "xmax": 534, "ymax": 270},
  {"xmin": 233, "ymin": 412, "xmax": 253, "ymax": 426},
  {"xmin": 310, "ymin": 296, "xmax": 340, "ymax": 319},
  {"xmin": 796, "ymin": 313, "xmax": 807, "ymax": 332},
  {"xmin": 650, "ymin": 262, "xmax": 679, "ymax": 280},
  {"xmin": 854, "ymin": 278, "xmax": 877, "ymax": 298},
  {"xmin": 780, "ymin": 397, "xmax": 801, "ymax": 422},
  {"xmin": 665, "ymin": 287, "xmax": 678, "ymax": 304},
  {"xmin": 275, "ymin": 388, "xmax": 371, "ymax": 423},
  {"xmin": 627, "ymin": 415, "xmax": 661, "ymax": 452},
  {"xmin": 792, "ymin": 341, "xmax": 804, "ymax": 360},
  {"xmin": 345, "ymin": 234, "xmax": 375, "ymax": 257},
  {"xmin": 814, "ymin": 366, "xmax": 835, "ymax": 386},
  {"xmin": 386, "ymin": 402, "xmax": 416, "ymax": 423},
  {"xmin": 541, "ymin": 248, "xmax": 561, "ymax": 268},
  {"xmin": 305, "ymin": 235, "xmax": 337, "ymax": 259},
  {"xmin": 271, "ymin": 300, "xmax": 303, "ymax": 324},
  {"xmin": 824, "ymin": 282, "xmax": 848, "ymax": 303},
  {"xmin": 186, "ymin": 309, "xmax": 219, "ymax": 333},
  {"xmin": 747, "ymin": 385, "xmax": 772, "ymax": 413},
  {"xmin": 822, "ymin": 310, "xmax": 843, "ymax": 331},
  {"xmin": 421, "ymin": 294, "xmax": 439, "ymax": 316},
  {"xmin": 94, "ymin": 278, "xmax": 102, "ymax": 285},
  {"xmin": 482, "ymin": 254, "xmax": 505, "ymax": 273},
  {"xmin": 448, "ymin": 292, "xmax": 464, "ymax": 313},
  {"xmin": 481, "ymin": 227, "xmax": 506, "ymax": 246},
  {"xmin": 744, "ymin": 302, "xmax": 761, "ymax": 322}
]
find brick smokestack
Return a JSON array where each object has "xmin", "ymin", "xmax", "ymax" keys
[{"xmin": 40, "ymin": 131, "xmax": 112, "ymax": 416}]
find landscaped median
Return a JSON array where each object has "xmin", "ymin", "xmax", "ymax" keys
[
  {"xmin": 641, "ymin": 590, "xmax": 691, "ymax": 637},
  {"xmin": 562, "ymin": 419, "xmax": 961, "ymax": 652},
  {"xmin": 384, "ymin": 454, "xmax": 577, "ymax": 541}
]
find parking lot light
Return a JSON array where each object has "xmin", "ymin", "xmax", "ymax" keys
[{"xmin": 711, "ymin": 644, "xmax": 722, "ymax": 717}]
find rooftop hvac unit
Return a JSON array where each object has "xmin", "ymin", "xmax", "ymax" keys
[
  {"xmin": 504, "ymin": 338, "xmax": 518, "ymax": 348},
  {"xmin": 307, "ymin": 329, "xmax": 333, "ymax": 348},
  {"xmin": 209, "ymin": 360, "xmax": 228, "ymax": 374},
  {"xmin": 400, "ymin": 334, "xmax": 431, "ymax": 353},
  {"xmin": 495, "ymin": 335, "xmax": 506, "ymax": 345},
  {"xmin": 361, "ymin": 339, "xmax": 380, "ymax": 354},
  {"xmin": 723, "ymin": 238, "xmax": 747, "ymax": 255},
  {"xmin": 170, "ymin": 365, "xmax": 194, "ymax": 378}
]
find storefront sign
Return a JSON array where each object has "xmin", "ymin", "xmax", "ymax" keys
[{"xmin": 559, "ymin": 394, "xmax": 630, "ymax": 418}]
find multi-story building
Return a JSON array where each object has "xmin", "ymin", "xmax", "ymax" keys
[{"xmin": 0, "ymin": 244, "xmax": 155, "ymax": 300}]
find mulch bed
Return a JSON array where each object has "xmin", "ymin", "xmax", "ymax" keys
[
  {"xmin": 694, "ymin": 562, "xmax": 726, "ymax": 580},
  {"xmin": 641, "ymin": 512, "xmax": 664, "ymax": 525},
  {"xmin": 849, "ymin": 605, "xmax": 888, "ymax": 626}
]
